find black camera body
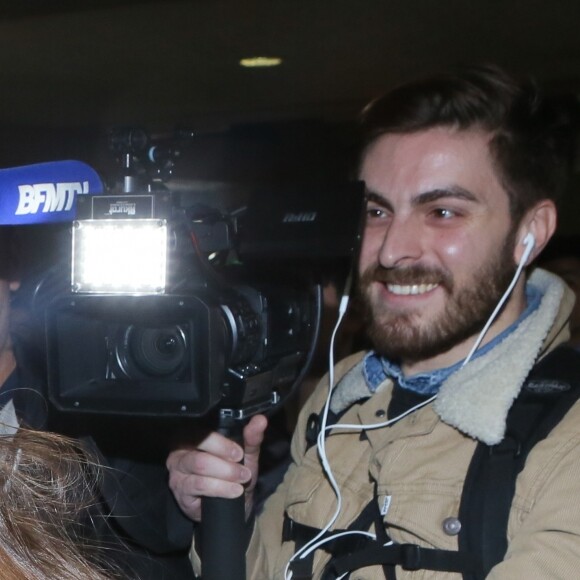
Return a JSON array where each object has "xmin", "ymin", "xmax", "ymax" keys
[{"xmin": 45, "ymin": 181, "xmax": 364, "ymax": 420}]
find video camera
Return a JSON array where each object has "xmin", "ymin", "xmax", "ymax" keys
[{"xmin": 42, "ymin": 132, "xmax": 365, "ymax": 421}]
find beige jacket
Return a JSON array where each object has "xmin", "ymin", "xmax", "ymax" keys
[{"xmin": 195, "ymin": 269, "xmax": 580, "ymax": 578}]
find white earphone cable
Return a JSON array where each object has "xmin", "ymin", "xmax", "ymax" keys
[{"xmin": 284, "ymin": 239, "xmax": 532, "ymax": 577}]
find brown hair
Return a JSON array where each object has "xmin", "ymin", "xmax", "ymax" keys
[
  {"xmin": 0, "ymin": 428, "xmax": 122, "ymax": 579},
  {"xmin": 359, "ymin": 63, "xmax": 579, "ymax": 224}
]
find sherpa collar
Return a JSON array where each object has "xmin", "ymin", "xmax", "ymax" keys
[
  {"xmin": 435, "ymin": 268, "xmax": 570, "ymax": 444},
  {"xmin": 329, "ymin": 268, "xmax": 573, "ymax": 445}
]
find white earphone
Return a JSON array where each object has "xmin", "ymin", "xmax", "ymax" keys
[{"xmin": 520, "ymin": 232, "xmax": 536, "ymax": 266}]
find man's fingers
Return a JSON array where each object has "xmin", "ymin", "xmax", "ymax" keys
[
  {"xmin": 195, "ymin": 431, "xmax": 244, "ymax": 462},
  {"xmin": 168, "ymin": 470, "xmax": 244, "ymax": 522},
  {"xmin": 168, "ymin": 448, "xmax": 252, "ymax": 485},
  {"xmin": 167, "ymin": 449, "xmax": 252, "ymax": 522},
  {"xmin": 166, "ymin": 415, "xmax": 268, "ymax": 522},
  {"xmin": 243, "ymin": 414, "xmax": 268, "ymax": 454},
  {"xmin": 174, "ymin": 470, "xmax": 246, "ymax": 500}
]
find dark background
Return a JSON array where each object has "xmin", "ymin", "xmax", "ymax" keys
[
  {"xmin": 0, "ymin": 1, "xmax": 579, "ymax": 224},
  {"xmin": 2, "ymin": 0, "xmax": 580, "ymax": 274}
]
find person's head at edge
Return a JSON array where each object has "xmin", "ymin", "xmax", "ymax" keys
[
  {"xmin": 0, "ymin": 228, "xmax": 20, "ymax": 388},
  {"xmin": 0, "ymin": 427, "xmax": 120, "ymax": 579},
  {"xmin": 355, "ymin": 63, "xmax": 577, "ymax": 375}
]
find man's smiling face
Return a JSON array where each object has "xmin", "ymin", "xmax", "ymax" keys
[{"xmin": 358, "ymin": 126, "xmax": 522, "ymax": 372}]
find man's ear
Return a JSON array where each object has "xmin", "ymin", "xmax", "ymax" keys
[
  {"xmin": 513, "ymin": 200, "xmax": 557, "ymax": 266},
  {"xmin": 8, "ymin": 281, "xmax": 19, "ymax": 292}
]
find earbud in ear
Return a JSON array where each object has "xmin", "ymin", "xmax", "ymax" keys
[{"xmin": 520, "ymin": 232, "xmax": 536, "ymax": 265}]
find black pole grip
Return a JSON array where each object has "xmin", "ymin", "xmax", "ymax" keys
[
  {"xmin": 201, "ymin": 494, "xmax": 246, "ymax": 580},
  {"xmin": 200, "ymin": 413, "xmax": 247, "ymax": 580}
]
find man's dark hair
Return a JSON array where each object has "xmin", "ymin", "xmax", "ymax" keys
[{"xmin": 359, "ymin": 63, "xmax": 579, "ymax": 223}]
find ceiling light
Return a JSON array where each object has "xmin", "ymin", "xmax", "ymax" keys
[{"xmin": 239, "ymin": 56, "xmax": 282, "ymax": 68}]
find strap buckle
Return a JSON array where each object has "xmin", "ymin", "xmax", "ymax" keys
[{"xmin": 400, "ymin": 543, "xmax": 421, "ymax": 570}]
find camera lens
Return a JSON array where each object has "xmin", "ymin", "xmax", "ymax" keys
[{"xmin": 117, "ymin": 325, "xmax": 188, "ymax": 378}]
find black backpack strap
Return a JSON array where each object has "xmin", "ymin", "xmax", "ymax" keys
[
  {"xmin": 326, "ymin": 543, "xmax": 477, "ymax": 578},
  {"xmin": 370, "ymin": 482, "xmax": 397, "ymax": 580},
  {"xmin": 284, "ymin": 485, "xmax": 479, "ymax": 579},
  {"xmin": 459, "ymin": 345, "xmax": 580, "ymax": 579},
  {"xmin": 284, "ymin": 499, "xmax": 379, "ymax": 579},
  {"xmin": 323, "ymin": 483, "xmax": 477, "ymax": 578}
]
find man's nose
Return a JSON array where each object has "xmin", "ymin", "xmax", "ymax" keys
[{"xmin": 378, "ymin": 215, "xmax": 422, "ymax": 268}]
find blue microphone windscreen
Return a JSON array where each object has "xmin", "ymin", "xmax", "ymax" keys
[{"xmin": 0, "ymin": 160, "xmax": 103, "ymax": 225}]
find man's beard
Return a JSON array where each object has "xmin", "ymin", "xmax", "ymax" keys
[{"xmin": 358, "ymin": 235, "xmax": 517, "ymax": 364}]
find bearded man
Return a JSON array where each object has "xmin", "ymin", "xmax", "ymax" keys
[{"xmin": 167, "ymin": 64, "xmax": 580, "ymax": 579}]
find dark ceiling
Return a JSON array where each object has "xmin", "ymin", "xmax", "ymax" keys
[
  {"xmin": 4, "ymin": 0, "xmax": 580, "ymax": 266},
  {"xmin": 5, "ymin": 0, "xmax": 580, "ymax": 237},
  {"xmin": 2, "ymin": 0, "xmax": 580, "ymax": 131}
]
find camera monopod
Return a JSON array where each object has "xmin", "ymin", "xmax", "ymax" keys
[{"xmin": 201, "ymin": 412, "xmax": 248, "ymax": 580}]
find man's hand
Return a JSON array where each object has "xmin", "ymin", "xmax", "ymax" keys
[{"xmin": 167, "ymin": 414, "xmax": 268, "ymax": 522}]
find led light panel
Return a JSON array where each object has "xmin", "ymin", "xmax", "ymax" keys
[{"xmin": 72, "ymin": 219, "xmax": 167, "ymax": 294}]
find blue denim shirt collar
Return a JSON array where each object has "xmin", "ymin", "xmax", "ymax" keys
[{"xmin": 363, "ymin": 283, "xmax": 542, "ymax": 396}]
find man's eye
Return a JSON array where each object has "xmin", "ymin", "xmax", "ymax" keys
[
  {"xmin": 431, "ymin": 208, "xmax": 456, "ymax": 219},
  {"xmin": 366, "ymin": 207, "xmax": 387, "ymax": 219}
]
